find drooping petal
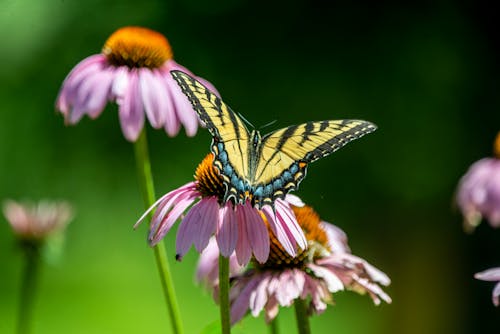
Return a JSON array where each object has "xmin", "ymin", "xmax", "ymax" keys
[
  {"xmin": 139, "ymin": 68, "xmax": 168, "ymax": 128},
  {"xmin": 235, "ymin": 207, "xmax": 252, "ymax": 266},
  {"xmin": 116, "ymin": 69, "xmax": 145, "ymax": 141},
  {"xmin": 230, "ymin": 277, "xmax": 260, "ymax": 324},
  {"xmin": 492, "ymin": 282, "xmax": 500, "ymax": 306},
  {"xmin": 249, "ymin": 273, "xmax": 271, "ymax": 316},
  {"xmin": 195, "ymin": 197, "xmax": 219, "ymax": 252},
  {"xmin": 70, "ymin": 67, "xmax": 115, "ymax": 123},
  {"xmin": 475, "ymin": 267, "xmax": 500, "ymax": 282},
  {"xmin": 308, "ymin": 263, "xmax": 344, "ymax": 293},
  {"xmin": 216, "ymin": 204, "xmax": 238, "ymax": 257},
  {"xmin": 321, "ymin": 221, "xmax": 350, "ymax": 254},
  {"xmin": 149, "ymin": 194, "xmax": 197, "ymax": 245},
  {"xmin": 176, "ymin": 197, "xmax": 219, "ymax": 257},
  {"xmin": 56, "ymin": 54, "xmax": 106, "ymax": 114},
  {"xmin": 243, "ymin": 204, "xmax": 270, "ymax": 263}
]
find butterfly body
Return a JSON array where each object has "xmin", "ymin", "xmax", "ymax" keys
[{"xmin": 171, "ymin": 70, "xmax": 377, "ymax": 209}]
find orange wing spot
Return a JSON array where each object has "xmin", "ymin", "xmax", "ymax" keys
[{"xmin": 299, "ymin": 162, "xmax": 307, "ymax": 168}]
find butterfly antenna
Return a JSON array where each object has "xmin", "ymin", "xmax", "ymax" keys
[
  {"xmin": 235, "ymin": 111, "xmax": 255, "ymax": 129},
  {"xmin": 259, "ymin": 119, "xmax": 278, "ymax": 131}
]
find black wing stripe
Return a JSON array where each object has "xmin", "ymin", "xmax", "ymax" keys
[{"xmin": 256, "ymin": 125, "xmax": 299, "ymax": 180}]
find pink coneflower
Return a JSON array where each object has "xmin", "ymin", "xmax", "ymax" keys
[
  {"xmin": 135, "ymin": 154, "xmax": 307, "ymax": 265},
  {"xmin": 197, "ymin": 205, "xmax": 391, "ymax": 324},
  {"xmin": 456, "ymin": 132, "xmax": 500, "ymax": 231},
  {"xmin": 475, "ymin": 267, "xmax": 500, "ymax": 306},
  {"xmin": 2, "ymin": 200, "xmax": 73, "ymax": 241},
  {"xmin": 56, "ymin": 26, "xmax": 217, "ymax": 141}
]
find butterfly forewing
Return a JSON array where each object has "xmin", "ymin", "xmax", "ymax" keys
[
  {"xmin": 171, "ymin": 70, "xmax": 251, "ymax": 184},
  {"xmin": 251, "ymin": 120, "xmax": 377, "ymax": 206}
]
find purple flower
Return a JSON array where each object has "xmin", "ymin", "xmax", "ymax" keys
[
  {"xmin": 475, "ymin": 267, "xmax": 500, "ymax": 306},
  {"xmin": 56, "ymin": 26, "xmax": 217, "ymax": 142},
  {"xmin": 135, "ymin": 154, "xmax": 307, "ymax": 266},
  {"xmin": 2, "ymin": 200, "xmax": 73, "ymax": 241},
  {"xmin": 456, "ymin": 158, "xmax": 500, "ymax": 231},
  {"xmin": 197, "ymin": 205, "xmax": 391, "ymax": 324},
  {"xmin": 456, "ymin": 133, "xmax": 500, "ymax": 231}
]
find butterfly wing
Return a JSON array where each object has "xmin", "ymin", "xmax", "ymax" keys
[
  {"xmin": 171, "ymin": 70, "xmax": 252, "ymax": 203},
  {"xmin": 251, "ymin": 120, "xmax": 377, "ymax": 208}
]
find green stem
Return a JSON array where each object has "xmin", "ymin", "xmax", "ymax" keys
[
  {"xmin": 218, "ymin": 254, "xmax": 231, "ymax": 334},
  {"xmin": 268, "ymin": 317, "xmax": 279, "ymax": 334},
  {"xmin": 17, "ymin": 243, "xmax": 41, "ymax": 334},
  {"xmin": 133, "ymin": 129, "xmax": 183, "ymax": 334},
  {"xmin": 293, "ymin": 298, "xmax": 311, "ymax": 334}
]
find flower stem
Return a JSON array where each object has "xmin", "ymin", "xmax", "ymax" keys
[
  {"xmin": 269, "ymin": 317, "xmax": 279, "ymax": 334},
  {"xmin": 17, "ymin": 243, "xmax": 41, "ymax": 334},
  {"xmin": 218, "ymin": 254, "xmax": 231, "ymax": 334},
  {"xmin": 293, "ymin": 298, "xmax": 311, "ymax": 334},
  {"xmin": 133, "ymin": 129, "xmax": 183, "ymax": 334}
]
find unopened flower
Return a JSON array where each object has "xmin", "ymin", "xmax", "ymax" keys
[
  {"xmin": 475, "ymin": 267, "xmax": 500, "ymax": 306},
  {"xmin": 2, "ymin": 200, "xmax": 73, "ymax": 241},
  {"xmin": 135, "ymin": 154, "xmax": 307, "ymax": 266},
  {"xmin": 56, "ymin": 26, "xmax": 217, "ymax": 141},
  {"xmin": 197, "ymin": 205, "xmax": 391, "ymax": 324},
  {"xmin": 456, "ymin": 132, "xmax": 500, "ymax": 231}
]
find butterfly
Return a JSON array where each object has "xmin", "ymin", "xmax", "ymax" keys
[{"xmin": 171, "ymin": 70, "xmax": 377, "ymax": 209}]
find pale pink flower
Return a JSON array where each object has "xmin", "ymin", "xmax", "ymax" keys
[
  {"xmin": 197, "ymin": 205, "xmax": 391, "ymax": 324},
  {"xmin": 456, "ymin": 132, "xmax": 500, "ymax": 231},
  {"xmin": 135, "ymin": 154, "xmax": 307, "ymax": 266},
  {"xmin": 2, "ymin": 200, "xmax": 73, "ymax": 241},
  {"xmin": 475, "ymin": 267, "xmax": 500, "ymax": 307},
  {"xmin": 56, "ymin": 26, "xmax": 217, "ymax": 142}
]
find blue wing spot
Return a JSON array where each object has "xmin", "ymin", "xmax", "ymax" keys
[
  {"xmin": 264, "ymin": 184, "xmax": 273, "ymax": 196},
  {"xmin": 289, "ymin": 164, "xmax": 298, "ymax": 174},
  {"xmin": 273, "ymin": 179, "xmax": 283, "ymax": 189},
  {"xmin": 223, "ymin": 164, "xmax": 233, "ymax": 175},
  {"xmin": 253, "ymin": 186, "xmax": 264, "ymax": 197},
  {"xmin": 283, "ymin": 171, "xmax": 292, "ymax": 181},
  {"xmin": 219, "ymin": 150, "xmax": 228, "ymax": 163},
  {"xmin": 217, "ymin": 143, "xmax": 224, "ymax": 152}
]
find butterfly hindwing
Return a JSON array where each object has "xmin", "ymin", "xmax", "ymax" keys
[{"xmin": 251, "ymin": 120, "xmax": 377, "ymax": 207}]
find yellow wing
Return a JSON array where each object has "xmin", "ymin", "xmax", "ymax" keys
[
  {"xmin": 251, "ymin": 120, "xmax": 377, "ymax": 207},
  {"xmin": 171, "ymin": 70, "xmax": 251, "ymax": 200}
]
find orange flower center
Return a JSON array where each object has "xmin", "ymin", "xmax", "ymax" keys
[
  {"xmin": 494, "ymin": 132, "xmax": 500, "ymax": 159},
  {"xmin": 102, "ymin": 26, "xmax": 173, "ymax": 69},
  {"xmin": 259, "ymin": 205, "xmax": 331, "ymax": 270},
  {"xmin": 195, "ymin": 154, "xmax": 226, "ymax": 203}
]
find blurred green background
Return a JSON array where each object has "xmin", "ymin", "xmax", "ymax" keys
[{"xmin": 1, "ymin": 0, "xmax": 499, "ymax": 333}]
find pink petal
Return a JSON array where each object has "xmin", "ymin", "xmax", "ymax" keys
[
  {"xmin": 475, "ymin": 267, "xmax": 500, "ymax": 281},
  {"xmin": 230, "ymin": 277, "xmax": 260, "ymax": 325},
  {"xmin": 493, "ymin": 282, "xmax": 500, "ymax": 306},
  {"xmin": 285, "ymin": 194, "xmax": 305, "ymax": 207},
  {"xmin": 195, "ymin": 197, "xmax": 219, "ymax": 252},
  {"xmin": 176, "ymin": 198, "xmax": 219, "ymax": 257},
  {"xmin": 70, "ymin": 68, "xmax": 114, "ymax": 123},
  {"xmin": 243, "ymin": 205, "xmax": 270, "ymax": 263},
  {"xmin": 153, "ymin": 183, "xmax": 198, "ymax": 225},
  {"xmin": 263, "ymin": 207, "xmax": 295, "ymax": 257},
  {"xmin": 56, "ymin": 55, "xmax": 106, "ymax": 114},
  {"xmin": 117, "ymin": 69, "xmax": 145, "ymax": 142},
  {"xmin": 150, "ymin": 195, "xmax": 197, "ymax": 245},
  {"xmin": 216, "ymin": 204, "xmax": 238, "ymax": 257},
  {"xmin": 308, "ymin": 263, "xmax": 344, "ymax": 293},
  {"xmin": 249, "ymin": 273, "xmax": 271, "ymax": 316},
  {"xmin": 139, "ymin": 69, "xmax": 168, "ymax": 129},
  {"xmin": 235, "ymin": 207, "xmax": 252, "ymax": 266}
]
